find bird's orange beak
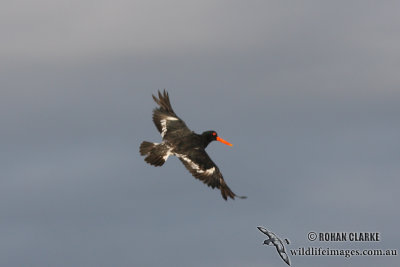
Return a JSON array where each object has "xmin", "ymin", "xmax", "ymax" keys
[{"xmin": 216, "ymin": 136, "xmax": 233, "ymax": 147}]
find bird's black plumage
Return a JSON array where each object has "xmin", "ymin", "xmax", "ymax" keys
[{"xmin": 140, "ymin": 90, "xmax": 246, "ymax": 200}]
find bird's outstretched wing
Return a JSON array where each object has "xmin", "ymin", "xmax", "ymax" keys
[
  {"xmin": 152, "ymin": 90, "xmax": 191, "ymax": 138},
  {"xmin": 257, "ymin": 226, "xmax": 291, "ymax": 266},
  {"xmin": 175, "ymin": 149, "xmax": 246, "ymax": 200},
  {"xmin": 257, "ymin": 227, "xmax": 273, "ymax": 238}
]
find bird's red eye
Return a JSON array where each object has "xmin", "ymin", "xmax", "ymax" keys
[{"xmin": 212, "ymin": 132, "xmax": 216, "ymax": 136}]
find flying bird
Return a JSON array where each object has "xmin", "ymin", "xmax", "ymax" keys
[
  {"xmin": 140, "ymin": 90, "xmax": 246, "ymax": 200},
  {"xmin": 257, "ymin": 226, "xmax": 291, "ymax": 266}
]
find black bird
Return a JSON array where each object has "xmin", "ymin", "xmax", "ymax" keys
[{"xmin": 140, "ymin": 90, "xmax": 246, "ymax": 200}]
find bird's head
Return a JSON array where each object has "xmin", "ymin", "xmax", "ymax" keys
[
  {"xmin": 201, "ymin": 131, "xmax": 233, "ymax": 148},
  {"xmin": 263, "ymin": 239, "xmax": 273, "ymax": 246}
]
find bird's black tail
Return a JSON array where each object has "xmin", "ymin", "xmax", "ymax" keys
[{"xmin": 140, "ymin": 141, "xmax": 171, "ymax": 167}]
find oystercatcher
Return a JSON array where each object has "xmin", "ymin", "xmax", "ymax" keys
[{"xmin": 140, "ymin": 90, "xmax": 246, "ymax": 200}]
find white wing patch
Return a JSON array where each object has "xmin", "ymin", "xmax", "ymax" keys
[
  {"xmin": 160, "ymin": 116, "xmax": 178, "ymax": 138},
  {"xmin": 166, "ymin": 116, "xmax": 178, "ymax": 121},
  {"xmin": 163, "ymin": 147, "xmax": 172, "ymax": 161},
  {"xmin": 161, "ymin": 119, "xmax": 167, "ymax": 137},
  {"xmin": 176, "ymin": 154, "xmax": 216, "ymax": 175}
]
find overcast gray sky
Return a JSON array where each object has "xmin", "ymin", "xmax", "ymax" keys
[{"xmin": 1, "ymin": 1, "xmax": 399, "ymax": 266}]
